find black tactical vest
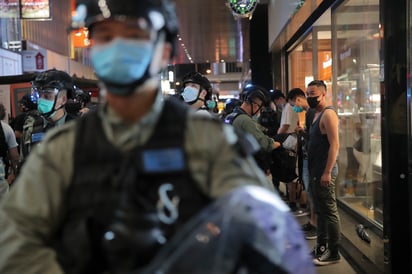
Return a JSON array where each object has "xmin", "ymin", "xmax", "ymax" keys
[
  {"xmin": 57, "ymin": 97, "xmax": 211, "ymax": 274},
  {"xmin": 20, "ymin": 110, "xmax": 45, "ymax": 159},
  {"xmin": 19, "ymin": 111, "xmax": 77, "ymax": 172}
]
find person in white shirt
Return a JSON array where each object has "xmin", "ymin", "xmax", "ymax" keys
[
  {"xmin": 0, "ymin": 103, "xmax": 19, "ymax": 196},
  {"xmin": 277, "ymin": 88, "xmax": 306, "ymax": 215}
]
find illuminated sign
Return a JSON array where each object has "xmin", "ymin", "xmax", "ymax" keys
[
  {"xmin": 21, "ymin": 0, "xmax": 51, "ymax": 19},
  {"xmin": 72, "ymin": 28, "xmax": 91, "ymax": 48},
  {"xmin": 0, "ymin": 0, "xmax": 51, "ymax": 19},
  {"xmin": 0, "ymin": 0, "xmax": 19, "ymax": 18}
]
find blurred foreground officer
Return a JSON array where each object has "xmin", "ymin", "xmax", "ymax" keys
[{"xmin": 0, "ymin": 1, "xmax": 315, "ymax": 274}]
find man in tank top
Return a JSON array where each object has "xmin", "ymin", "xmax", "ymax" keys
[{"xmin": 306, "ymin": 80, "xmax": 341, "ymax": 266}]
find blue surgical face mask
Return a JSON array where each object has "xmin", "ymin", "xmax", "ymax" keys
[
  {"xmin": 37, "ymin": 98, "xmax": 55, "ymax": 116},
  {"xmin": 292, "ymin": 105, "xmax": 304, "ymax": 113},
  {"xmin": 91, "ymin": 38, "xmax": 153, "ymax": 86},
  {"xmin": 181, "ymin": 86, "xmax": 200, "ymax": 104}
]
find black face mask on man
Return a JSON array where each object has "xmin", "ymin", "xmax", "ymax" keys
[{"xmin": 307, "ymin": 96, "xmax": 320, "ymax": 108}]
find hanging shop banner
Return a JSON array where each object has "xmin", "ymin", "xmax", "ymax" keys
[
  {"xmin": 0, "ymin": 0, "xmax": 19, "ymax": 18},
  {"xmin": 22, "ymin": 49, "xmax": 48, "ymax": 72},
  {"xmin": 72, "ymin": 28, "xmax": 91, "ymax": 48},
  {"xmin": 20, "ymin": 0, "xmax": 51, "ymax": 19}
]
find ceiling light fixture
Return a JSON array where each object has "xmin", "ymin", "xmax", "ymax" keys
[{"xmin": 177, "ymin": 34, "xmax": 194, "ymax": 63}]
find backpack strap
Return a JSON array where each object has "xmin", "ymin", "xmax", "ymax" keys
[{"xmin": 223, "ymin": 107, "xmax": 245, "ymax": 125}]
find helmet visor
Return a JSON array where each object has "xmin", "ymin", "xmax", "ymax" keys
[{"xmin": 37, "ymin": 87, "xmax": 59, "ymax": 101}]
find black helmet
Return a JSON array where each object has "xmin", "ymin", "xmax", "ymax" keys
[
  {"xmin": 19, "ymin": 94, "xmax": 37, "ymax": 111},
  {"xmin": 72, "ymin": 0, "xmax": 179, "ymax": 56},
  {"xmin": 269, "ymin": 89, "xmax": 285, "ymax": 101},
  {"xmin": 32, "ymin": 69, "xmax": 75, "ymax": 99},
  {"xmin": 240, "ymin": 84, "xmax": 269, "ymax": 105},
  {"xmin": 65, "ymin": 89, "xmax": 91, "ymax": 115},
  {"xmin": 75, "ymin": 88, "xmax": 91, "ymax": 105},
  {"xmin": 286, "ymin": 87, "xmax": 305, "ymax": 101},
  {"xmin": 224, "ymin": 98, "xmax": 241, "ymax": 114},
  {"xmin": 182, "ymin": 72, "xmax": 212, "ymax": 100}
]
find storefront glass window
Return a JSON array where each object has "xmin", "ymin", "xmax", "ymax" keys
[
  {"xmin": 287, "ymin": 0, "xmax": 382, "ymax": 227},
  {"xmin": 333, "ymin": 0, "xmax": 382, "ymax": 225},
  {"xmin": 288, "ymin": 33, "xmax": 314, "ymax": 91}
]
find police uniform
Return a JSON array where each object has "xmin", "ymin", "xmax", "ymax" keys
[
  {"xmin": 229, "ymin": 108, "xmax": 276, "ymax": 153},
  {"xmin": 0, "ymin": 0, "xmax": 315, "ymax": 272},
  {"xmin": 0, "ymin": 92, "xmax": 272, "ymax": 274}
]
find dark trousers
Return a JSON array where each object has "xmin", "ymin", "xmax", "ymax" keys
[{"xmin": 309, "ymin": 166, "xmax": 341, "ymax": 252}]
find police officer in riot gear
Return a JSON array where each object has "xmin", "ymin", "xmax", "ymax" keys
[
  {"xmin": 31, "ymin": 69, "xmax": 76, "ymax": 121},
  {"xmin": 18, "ymin": 69, "xmax": 78, "ymax": 169},
  {"xmin": 180, "ymin": 72, "xmax": 214, "ymax": 115},
  {"xmin": 225, "ymin": 84, "xmax": 282, "ymax": 172},
  {"xmin": 0, "ymin": 1, "xmax": 315, "ymax": 274}
]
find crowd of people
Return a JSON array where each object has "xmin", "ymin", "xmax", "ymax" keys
[
  {"xmin": 219, "ymin": 80, "xmax": 341, "ymax": 266},
  {"xmin": 0, "ymin": 0, "xmax": 342, "ymax": 272}
]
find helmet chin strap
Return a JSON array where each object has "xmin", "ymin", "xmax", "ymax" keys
[
  {"xmin": 148, "ymin": 32, "xmax": 166, "ymax": 76},
  {"xmin": 197, "ymin": 97, "xmax": 207, "ymax": 108},
  {"xmin": 43, "ymin": 104, "xmax": 66, "ymax": 119},
  {"xmin": 251, "ymin": 104, "xmax": 259, "ymax": 116},
  {"xmin": 42, "ymin": 111, "xmax": 55, "ymax": 118},
  {"xmin": 133, "ymin": 76, "xmax": 159, "ymax": 94},
  {"xmin": 101, "ymin": 74, "xmax": 160, "ymax": 96}
]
